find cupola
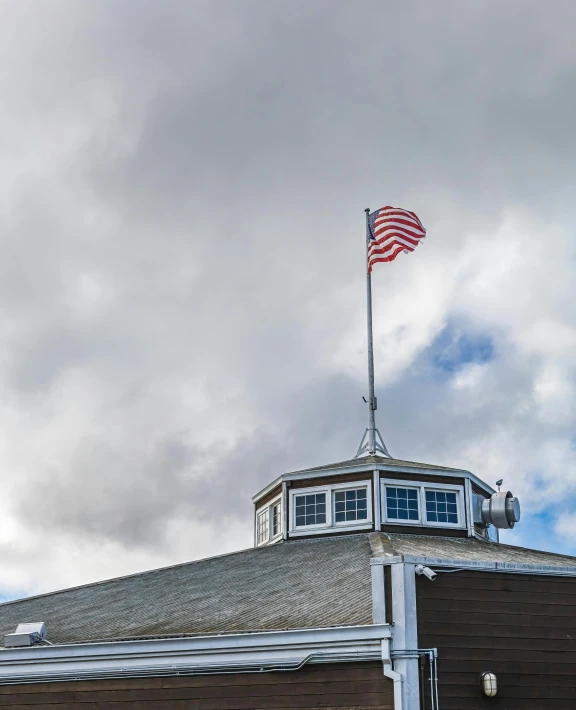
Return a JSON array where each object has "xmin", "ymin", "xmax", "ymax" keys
[
  {"xmin": 252, "ymin": 207, "xmax": 521, "ymax": 548},
  {"xmin": 253, "ymin": 455, "xmax": 520, "ymax": 547}
]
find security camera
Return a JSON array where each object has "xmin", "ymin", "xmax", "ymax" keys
[{"xmin": 415, "ymin": 564, "xmax": 437, "ymax": 581}]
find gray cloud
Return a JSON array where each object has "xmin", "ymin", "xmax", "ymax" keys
[{"xmin": 1, "ymin": 0, "xmax": 576, "ymax": 594}]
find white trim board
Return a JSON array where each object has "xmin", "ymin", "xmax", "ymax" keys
[
  {"xmin": 370, "ymin": 555, "xmax": 576, "ymax": 576},
  {"xmin": 380, "ymin": 477, "xmax": 466, "ymax": 530},
  {"xmin": 252, "ymin": 463, "xmax": 495, "ymax": 503},
  {"xmin": 252, "ymin": 477, "xmax": 282, "ymax": 504},
  {"xmin": 256, "ymin": 493, "xmax": 283, "ymax": 546},
  {"xmin": 390, "ymin": 563, "xmax": 420, "ymax": 710},
  {"xmin": 289, "ymin": 480, "xmax": 373, "ymax": 534},
  {"xmin": 0, "ymin": 625, "xmax": 392, "ymax": 685}
]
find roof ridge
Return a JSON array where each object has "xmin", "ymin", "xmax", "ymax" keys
[{"xmin": 287, "ymin": 456, "xmax": 469, "ymax": 475}]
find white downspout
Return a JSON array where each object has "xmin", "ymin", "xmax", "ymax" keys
[
  {"xmin": 372, "ymin": 562, "xmax": 403, "ymax": 710},
  {"xmin": 382, "ymin": 640, "xmax": 403, "ymax": 710}
]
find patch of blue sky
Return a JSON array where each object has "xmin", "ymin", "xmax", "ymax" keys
[
  {"xmin": 430, "ymin": 322, "xmax": 495, "ymax": 374},
  {"xmin": 0, "ymin": 589, "xmax": 28, "ymax": 604},
  {"xmin": 511, "ymin": 508, "xmax": 576, "ymax": 557}
]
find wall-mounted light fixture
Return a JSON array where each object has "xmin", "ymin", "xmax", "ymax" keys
[{"xmin": 480, "ymin": 671, "xmax": 497, "ymax": 697}]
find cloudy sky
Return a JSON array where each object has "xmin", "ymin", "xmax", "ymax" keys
[{"xmin": 1, "ymin": 0, "xmax": 575, "ymax": 599}]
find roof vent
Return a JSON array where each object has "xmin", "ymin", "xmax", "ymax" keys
[
  {"xmin": 482, "ymin": 491, "xmax": 521, "ymax": 529},
  {"xmin": 4, "ymin": 622, "xmax": 47, "ymax": 648}
]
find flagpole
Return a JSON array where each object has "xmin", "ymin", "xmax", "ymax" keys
[
  {"xmin": 355, "ymin": 208, "xmax": 391, "ymax": 458},
  {"xmin": 365, "ymin": 207, "xmax": 377, "ymax": 455}
]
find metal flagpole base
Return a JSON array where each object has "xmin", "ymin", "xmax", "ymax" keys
[{"xmin": 355, "ymin": 428, "xmax": 391, "ymax": 458}]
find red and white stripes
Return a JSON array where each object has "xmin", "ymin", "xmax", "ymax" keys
[{"xmin": 368, "ymin": 206, "xmax": 426, "ymax": 272}]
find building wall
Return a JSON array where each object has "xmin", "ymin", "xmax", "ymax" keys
[
  {"xmin": 0, "ymin": 661, "xmax": 394, "ymax": 709},
  {"xmin": 416, "ymin": 570, "xmax": 576, "ymax": 709}
]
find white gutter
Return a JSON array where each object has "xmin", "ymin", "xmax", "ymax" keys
[
  {"xmin": 0, "ymin": 624, "xmax": 391, "ymax": 685},
  {"xmin": 371, "ymin": 555, "xmax": 576, "ymax": 575}
]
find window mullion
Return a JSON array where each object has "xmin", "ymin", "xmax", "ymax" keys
[
  {"xmin": 419, "ymin": 487, "xmax": 426, "ymax": 525},
  {"xmin": 327, "ymin": 487, "xmax": 333, "ymax": 527}
]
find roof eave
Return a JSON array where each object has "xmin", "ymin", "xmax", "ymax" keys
[
  {"xmin": 370, "ymin": 554, "xmax": 576, "ymax": 575},
  {"xmin": 0, "ymin": 624, "xmax": 391, "ymax": 685},
  {"xmin": 255, "ymin": 461, "xmax": 495, "ymax": 497}
]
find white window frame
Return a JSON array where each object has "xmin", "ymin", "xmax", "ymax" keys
[
  {"xmin": 290, "ymin": 486, "xmax": 330, "ymax": 532},
  {"xmin": 423, "ymin": 486, "xmax": 464, "ymax": 529},
  {"xmin": 381, "ymin": 483, "xmax": 421, "ymax": 526},
  {"xmin": 380, "ymin": 478, "xmax": 466, "ymax": 530},
  {"xmin": 289, "ymin": 481, "xmax": 373, "ymax": 535},
  {"xmin": 332, "ymin": 483, "xmax": 372, "ymax": 527},
  {"xmin": 255, "ymin": 494, "xmax": 283, "ymax": 546},
  {"xmin": 256, "ymin": 508, "xmax": 269, "ymax": 545},
  {"xmin": 270, "ymin": 499, "xmax": 282, "ymax": 539}
]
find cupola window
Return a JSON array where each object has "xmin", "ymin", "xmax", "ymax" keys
[
  {"xmin": 256, "ymin": 495, "xmax": 282, "ymax": 546},
  {"xmin": 385, "ymin": 486, "xmax": 419, "ymax": 522},
  {"xmin": 334, "ymin": 488, "xmax": 368, "ymax": 522},
  {"xmin": 257, "ymin": 509, "xmax": 269, "ymax": 545},
  {"xmin": 381, "ymin": 479, "xmax": 465, "ymax": 529},
  {"xmin": 425, "ymin": 490, "xmax": 458, "ymax": 524},
  {"xmin": 271, "ymin": 501, "xmax": 282, "ymax": 537},
  {"xmin": 295, "ymin": 493, "xmax": 327, "ymax": 527},
  {"xmin": 289, "ymin": 481, "xmax": 373, "ymax": 534}
]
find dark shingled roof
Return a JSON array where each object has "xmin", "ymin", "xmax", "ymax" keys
[
  {"xmin": 0, "ymin": 535, "xmax": 374, "ymax": 646},
  {"xmin": 2, "ymin": 532, "xmax": 576, "ymax": 647},
  {"xmin": 287, "ymin": 455, "xmax": 468, "ymax": 474}
]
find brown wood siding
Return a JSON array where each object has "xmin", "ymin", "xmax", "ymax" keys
[
  {"xmin": 290, "ymin": 473, "xmax": 374, "ymax": 488},
  {"xmin": 0, "ymin": 661, "xmax": 394, "ymax": 709},
  {"xmin": 416, "ymin": 570, "xmax": 576, "ymax": 709},
  {"xmin": 384, "ymin": 565, "xmax": 393, "ymax": 625},
  {"xmin": 471, "ymin": 483, "xmax": 490, "ymax": 496},
  {"xmin": 256, "ymin": 485, "xmax": 282, "ymax": 508},
  {"xmin": 379, "ymin": 472, "xmax": 466, "ymax": 487},
  {"xmin": 381, "ymin": 525, "xmax": 468, "ymax": 537}
]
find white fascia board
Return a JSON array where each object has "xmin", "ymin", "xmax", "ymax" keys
[
  {"xmin": 370, "ymin": 555, "xmax": 576, "ymax": 576},
  {"xmin": 279, "ymin": 464, "xmax": 495, "ymax": 497},
  {"xmin": 0, "ymin": 624, "xmax": 391, "ymax": 685},
  {"xmin": 253, "ymin": 463, "xmax": 494, "ymax": 504},
  {"xmin": 252, "ymin": 476, "xmax": 282, "ymax": 504},
  {"xmin": 371, "ymin": 556, "xmax": 404, "ymax": 565}
]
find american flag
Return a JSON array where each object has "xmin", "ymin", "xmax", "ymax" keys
[{"xmin": 367, "ymin": 206, "xmax": 426, "ymax": 272}]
